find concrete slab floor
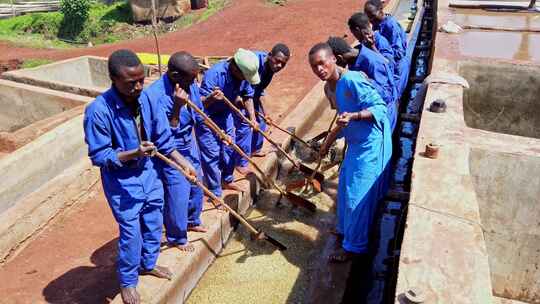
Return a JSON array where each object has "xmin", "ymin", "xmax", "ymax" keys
[{"xmin": 395, "ymin": 0, "xmax": 540, "ymax": 302}]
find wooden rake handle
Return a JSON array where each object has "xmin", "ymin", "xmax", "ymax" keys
[
  {"xmin": 221, "ymin": 96, "xmax": 302, "ymax": 170},
  {"xmin": 255, "ymin": 112, "xmax": 316, "ymax": 151},
  {"xmin": 308, "ymin": 112, "xmax": 339, "ymax": 182},
  {"xmin": 184, "ymin": 99, "xmax": 287, "ymax": 197},
  {"xmin": 155, "ymin": 152, "xmax": 260, "ymax": 236}
]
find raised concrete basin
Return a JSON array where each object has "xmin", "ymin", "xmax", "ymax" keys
[
  {"xmin": 2, "ymin": 56, "xmax": 112, "ymax": 98},
  {"xmin": 0, "ymin": 79, "xmax": 97, "ymax": 262}
]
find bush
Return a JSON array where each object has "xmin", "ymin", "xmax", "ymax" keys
[{"xmin": 59, "ymin": 0, "xmax": 91, "ymax": 40}]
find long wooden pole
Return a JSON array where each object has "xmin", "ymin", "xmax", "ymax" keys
[
  {"xmin": 184, "ymin": 99, "xmax": 317, "ymax": 212},
  {"xmin": 221, "ymin": 96, "xmax": 314, "ymax": 175},
  {"xmin": 155, "ymin": 152, "xmax": 286, "ymax": 251}
]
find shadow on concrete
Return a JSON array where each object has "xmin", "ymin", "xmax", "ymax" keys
[{"xmin": 42, "ymin": 238, "xmax": 120, "ymax": 304}]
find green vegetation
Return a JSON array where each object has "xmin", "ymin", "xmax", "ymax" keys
[
  {"xmin": 21, "ymin": 58, "xmax": 54, "ymax": 69},
  {"xmin": 0, "ymin": 0, "xmax": 228, "ymax": 49}
]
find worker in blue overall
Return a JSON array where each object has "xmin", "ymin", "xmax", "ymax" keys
[
  {"xmin": 140, "ymin": 51, "xmax": 208, "ymax": 254},
  {"xmin": 327, "ymin": 36, "xmax": 398, "ymax": 131},
  {"xmin": 198, "ymin": 49, "xmax": 260, "ymax": 196},
  {"xmin": 348, "ymin": 12, "xmax": 395, "ymax": 68},
  {"xmin": 240, "ymin": 43, "xmax": 290, "ymax": 158},
  {"xmin": 309, "ymin": 43, "xmax": 392, "ymax": 262},
  {"xmin": 83, "ymin": 49, "xmax": 196, "ymax": 304},
  {"xmin": 365, "ymin": 0, "xmax": 411, "ymax": 96}
]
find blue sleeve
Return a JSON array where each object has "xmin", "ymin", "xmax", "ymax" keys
[
  {"xmin": 377, "ymin": 35, "xmax": 395, "ymax": 64},
  {"xmin": 241, "ymin": 81, "xmax": 255, "ymax": 98},
  {"xmin": 83, "ymin": 102, "xmax": 124, "ymax": 170},
  {"xmin": 199, "ymin": 70, "xmax": 218, "ymax": 98},
  {"xmin": 142, "ymin": 92, "xmax": 176, "ymax": 156},
  {"xmin": 387, "ymin": 22, "xmax": 407, "ymax": 61},
  {"xmin": 349, "ymin": 76, "xmax": 387, "ymax": 129}
]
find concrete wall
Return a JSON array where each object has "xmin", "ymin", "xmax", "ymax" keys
[
  {"xmin": 0, "ymin": 80, "xmax": 85, "ymax": 132},
  {"xmin": 470, "ymin": 148, "xmax": 540, "ymax": 303},
  {"xmin": 0, "ymin": 82, "xmax": 97, "ymax": 262},
  {"xmin": 461, "ymin": 62, "xmax": 540, "ymax": 139},
  {"xmin": 2, "ymin": 56, "xmax": 111, "ymax": 97}
]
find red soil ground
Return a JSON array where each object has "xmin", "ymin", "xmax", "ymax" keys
[{"xmin": 0, "ymin": 0, "xmax": 360, "ymax": 302}]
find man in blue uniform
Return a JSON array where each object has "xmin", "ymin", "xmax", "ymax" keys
[
  {"xmin": 242, "ymin": 43, "xmax": 290, "ymax": 158},
  {"xmin": 141, "ymin": 51, "xmax": 208, "ymax": 254},
  {"xmin": 84, "ymin": 50, "xmax": 196, "ymax": 304},
  {"xmin": 365, "ymin": 0, "xmax": 411, "ymax": 96},
  {"xmin": 348, "ymin": 12, "xmax": 395, "ymax": 67},
  {"xmin": 309, "ymin": 43, "xmax": 392, "ymax": 262},
  {"xmin": 326, "ymin": 36, "xmax": 398, "ymax": 131},
  {"xmin": 198, "ymin": 49, "xmax": 260, "ymax": 196}
]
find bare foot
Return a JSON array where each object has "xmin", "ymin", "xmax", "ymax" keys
[
  {"xmin": 328, "ymin": 248, "xmax": 357, "ymax": 263},
  {"xmin": 171, "ymin": 243, "xmax": 195, "ymax": 252},
  {"xmin": 188, "ymin": 225, "xmax": 208, "ymax": 233},
  {"xmin": 120, "ymin": 286, "xmax": 140, "ymax": 304},
  {"xmin": 252, "ymin": 149, "xmax": 276, "ymax": 157},
  {"xmin": 223, "ymin": 182, "xmax": 243, "ymax": 192},
  {"xmin": 236, "ymin": 166, "xmax": 251, "ymax": 175},
  {"xmin": 140, "ymin": 265, "xmax": 172, "ymax": 280}
]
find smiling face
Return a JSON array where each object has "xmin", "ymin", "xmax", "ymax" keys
[
  {"xmin": 268, "ymin": 51, "xmax": 289, "ymax": 73},
  {"xmin": 111, "ymin": 64, "xmax": 145, "ymax": 103},
  {"xmin": 309, "ymin": 48, "xmax": 337, "ymax": 82}
]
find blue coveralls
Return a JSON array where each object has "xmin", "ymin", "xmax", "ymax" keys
[
  {"xmin": 84, "ymin": 87, "xmax": 175, "ymax": 288},
  {"xmin": 198, "ymin": 60, "xmax": 253, "ymax": 196},
  {"xmin": 335, "ymin": 71, "xmax": 392, "ymax": 254},
  {"xmin": 141, "ymin": 75, "xmax": 205, "ymax": 246},
  {"xmin": 349, "ymin": 45, "xmax": 398, "ymax": 131},
  {"xmin": 361, "ymin": 31, "xmax": 395, "ymax": 67},
  {"xmin": 250, "ymin": 51, "xmax": 275, "ymax": 155},
  {"xmin": 374, "ymin": 14, "xmax": 410, "ymax": 96}
]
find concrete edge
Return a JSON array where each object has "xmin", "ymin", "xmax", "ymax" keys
[
  {"xmin": 1, "ymin": 56, "xmax": 108, "ymax": 98},
  {"xmin": 0, "ymin": 78, "xmax": 94, "ymax": 104},
  {"xmin": 0, "ymin": 158, "xmax": 99, "ymax": 263}
]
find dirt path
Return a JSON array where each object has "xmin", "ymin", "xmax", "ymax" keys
[
  {"xmin": 0, "ymin": 1, "xmax": 361, "ymax": 302},
  {"xmin": 0, "ymin": 0, "xmax": 359, "ymax": 115}
]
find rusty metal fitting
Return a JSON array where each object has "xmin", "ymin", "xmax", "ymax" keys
[
  {"xmin": 404, "ymin": 287, "xmax": 427, "ymax": 303},
  {"xmin": 424, "ymin": 143, "xmax": 440, "ymax": 159},
  {"xmin": 429, "ymin": 99, "xmax": 447, "ymax": 113}
]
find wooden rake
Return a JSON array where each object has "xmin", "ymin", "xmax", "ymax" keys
[
  {"xmin": 155, "ymin": 152, "xmax": 287, "ymax": 251},
  {"xmin": 221, "ymin": 96, "xmax": 325, "ymax": 189},
  {"xmin": 184, "ymin": 99, "xmax": 317, "ymax": 213}
]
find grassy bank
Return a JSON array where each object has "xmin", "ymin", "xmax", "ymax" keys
[{"xmin": 0, "ymin": 0, "xmax": 230, "ymax": 49}]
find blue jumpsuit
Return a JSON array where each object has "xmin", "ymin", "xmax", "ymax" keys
[
  {"xmin": 374, "ymin": 14, "xmax": 410, "ymax": 96},
  {"xmin": 335, "ymin": 71, "xmax": 392, "ymax": 254},
  {"xmin": 361, "ymin": 31, "xmax": 395, "ymax": 66},
  {"xmin": 84, "ymin": 87, "xmax": 174, "ymax": 288},
  {"xmin": 141, "ymin": 75, "xmax": 205, "ymax": 246},
  {"xmin": 198, "ymin": 60, "xmax": 254, "ymax": 196},
  {"xmin": 235, "ymin": 50, "xmax": 275, "ymax": 166},
  {"xmin": 251, "ymin": 51, "xmax": 275, "ymax": 154},
  {"xmin": 349, "ymin": 46, "xmax": 398, "ymax": 131}
]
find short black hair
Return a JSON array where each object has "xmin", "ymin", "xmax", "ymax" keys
[
  {"xmin": 326, "ymin": 36, "xmax": 353, "ymax": 57},
  {"xmin": 271, "ymin": 43, "xmax": 290, "ymax": 57},
  {"xmin": 348, "ymin": 12, "xmax": 370, "ymax": 29},
  {"xmin": 108, "ymin": 49, "xmax": 142, "ymax": 77},
  {"xmin": 365, "ymin": 0, "xmax": 383, "ymax": 11},
  {"xmin": 308, "ymin": 42, "xmax": 332, "ymax": 57},
  {"xmin": 168, "ymin": 51, "xmax": 199, "ymax": 73}
]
